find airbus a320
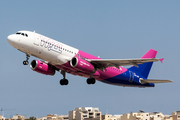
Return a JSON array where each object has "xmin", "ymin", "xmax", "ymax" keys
[{"xmin": 7, "ymin": 31, "xmax": 172, "ymax": 87}]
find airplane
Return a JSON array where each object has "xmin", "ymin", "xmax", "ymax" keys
[{"xmin": 7, "ymin": 30, "xmax": 172, "ymax": 87}]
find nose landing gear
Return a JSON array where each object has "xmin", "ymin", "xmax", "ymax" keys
[{"xmin": 23, "ymin": 54, "xmax": 30, "ymax": 65}]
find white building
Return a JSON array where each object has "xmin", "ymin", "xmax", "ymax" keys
[
  {"xmin": 149, "ymin": 112, "xmax": 164, "ymax": 120},
  {"xmin": 121, "ymin": 111, "xmax": 166, "ymax": 120},
  {"xmin": 39, "ymin": 114, "xmax": 68, "ymax": 120},
  {"xmin": 102, "ymin": 114, "xmax": 121, "ymax": 120},
  {"xmin": 69, "ymin": 107, "xmax": 101, "ymax": 120},
  {"xmin": 0, "ymin": 115, "xmax": 5, "ymax": 120}
]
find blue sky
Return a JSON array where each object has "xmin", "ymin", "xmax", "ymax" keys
[{"xmin": 0, "ymin": 0, "xmax": 179, "ymax": 118}]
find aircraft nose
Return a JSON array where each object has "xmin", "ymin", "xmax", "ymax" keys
[
  {"xmin": 7, "ymin": 35, "xmax": 14, "ymax": 43},
  {"xmin": 7, "ymin": 34, "xmax": 18, "ymax": 46}
]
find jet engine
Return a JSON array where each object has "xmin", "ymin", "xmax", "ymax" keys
[
  {"xmin": 70, "ymin": 57, "xmax": 95, "ymax": 73},
  {"xmin": 30, "ymin": 60, "xmax": 55, "ymax": 75}
]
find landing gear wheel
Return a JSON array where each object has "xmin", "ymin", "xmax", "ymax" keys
[
  {"xmin": 64, "ymin": 79, "xmax": 69, "ymax": 85},
  {"xmin": 91, "ymin": 78, "xmax": 96, "ymax": 84},
  {"xmin": 23, "ymin": 61, "xmax": 29, "ymax": 65},
  {"xmin": 23, "ymin": 54, "xmax": 30, "ymax": 65},
  {"xmin": 87, "ymin": 78, "xmax": 96, "ymax": 85},
  {"xmin": 60, "ymin": 79, "xmax": 69, "ymax": 85},
  {"xmin": 60, "ymin": 79, "xmax": 64, "ymax": 85},
  {"xmin": 87, "ymin": 78, "xmax": 91, "ymax": 85}
]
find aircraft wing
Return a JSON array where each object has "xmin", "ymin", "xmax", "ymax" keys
[
  {"xmin": 140, "ymin": 79, "xmax": 172, "ymax": 84},
  {"xmin": 87, "ymin": 58, "xmax": 163, "ymax": 70}
]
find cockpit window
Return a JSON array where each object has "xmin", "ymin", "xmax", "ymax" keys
[
  {"xmin": 16, "ymin": 32, "xmax": 21, "ymax": 35},
  {"xmin": 15, "ymin": 32, "xmax": 28, "ymax": 37}
]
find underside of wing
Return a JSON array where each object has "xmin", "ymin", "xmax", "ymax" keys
[
  {"xmin": 140, "ymin": 79, "xmax": 172, "ymax": 84},
  {"xmin": 87, "ymin": 58, "xmax": 162, "ymax": 70}
]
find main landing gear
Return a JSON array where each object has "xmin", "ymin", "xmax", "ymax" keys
[
  {"xmin": 59, "ymin": 70, "xmax": 96, "ymax": 86},
  {"xmin": 23, "ymin": 54, "xmax": 30, "ymax": 65},
  {"xmin": 86, "ymin": 73, "xmax": 96, "ymax": 84},
  {"xmin": 60, "ymin": 70, "xmax": 69, "ymax": 86},
  {"xmin": 60, "ymin": 79, "xmax": 69, "ymax": 85}
]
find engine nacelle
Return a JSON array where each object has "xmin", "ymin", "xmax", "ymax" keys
[
  {"xmin": 30, "ymin": 60, "xmax": 55, "ymax": 76},
  {"xmin": 70, "ymin": 57, "xmax": 95, "ymax": 73}
]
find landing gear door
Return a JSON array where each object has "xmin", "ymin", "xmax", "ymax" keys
[{"xmin": 34, "ymin": 32, "xmax": 39, "ymax": 46}]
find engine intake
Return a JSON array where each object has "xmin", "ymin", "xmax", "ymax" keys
[
  {"xmin": 30, "ymin": 60, "xmax": 55, "ymax": 76},
  {"xmin": 70, "ymin": 57, "xmax": 95, "ymax": 73}
]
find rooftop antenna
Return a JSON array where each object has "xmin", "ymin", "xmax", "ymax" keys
[
  {"xmin": 0, "ymin": 108, "xmax": 15, "ymax": 118},
  {"xmin": 0, "ymin": 108, "xmax": 4, "ymax": 117}
]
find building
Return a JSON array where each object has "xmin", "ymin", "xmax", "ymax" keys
[
  {"xmin": 121, "ymin": 112, "xmax": 136, "ymax": 120},
  {"xmin": 0, "ymin": 115, "xmax": 5, "ymax": 120},
  {"xmin": 172, "ymin": 111, "xmax": 180, "ymax": 120},
  {"xmin": 11, "ymin": 114, "xmax": 25, "ymax": 120},
  {"xmin": 39, "ymin": 114, "xmax": 68, "ymax": 120},
  {"xmin": 69, "ymin": 107, "xmax": 101, "ymax": 120},
  {"xmin": 121, "ymin": 111, "xmax": 169, "ymax": 120},
  {"xmin": 3, "ymin": 107, "xmax": 180, "ymax": 120},
  {"xmin": 149, "ymin": 112, "xmax": 164, "ymax": 120},
  {"xmin": 102, "ymin": 114, "xmax": 121, "ymax": 120},
  {"xmin": 102, "ymin": 114, "xmax": 112, "ymax": 120}
]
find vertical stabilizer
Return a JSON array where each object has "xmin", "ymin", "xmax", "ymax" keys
[{"xmin": 128, "ymin": 49, "xmax": 157, "ymax": 79}]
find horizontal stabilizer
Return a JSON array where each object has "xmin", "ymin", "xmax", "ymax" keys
[{"xmin": 140, "ymin": 79, "xmax": 172, "ymax": 84}]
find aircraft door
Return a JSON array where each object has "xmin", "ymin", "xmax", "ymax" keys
[
  {"xmin": 129, "ymin": 71, "xmax": 134, "ymax": 82},
  {"xmin": 34, "ymin": 32, "xmax": 39, "ymax": 46}
]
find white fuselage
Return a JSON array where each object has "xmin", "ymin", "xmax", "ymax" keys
[{"xmin": 8, "ymin": 31, "xmax": 79, "ymax": 66}]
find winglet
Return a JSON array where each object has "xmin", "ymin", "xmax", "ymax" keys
[{"xmin": 159, "ymin": 58, "xmax": 164, "ymax": 63}]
